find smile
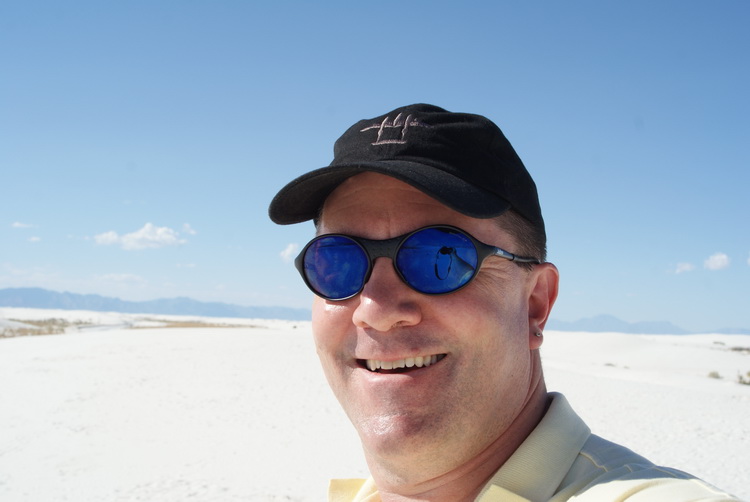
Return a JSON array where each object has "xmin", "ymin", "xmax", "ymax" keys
[{"xmin": 360, "ymin": 354, "xmax": 447, "ymax": 373}]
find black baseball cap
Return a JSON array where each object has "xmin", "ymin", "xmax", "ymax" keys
[{"xmin": 268, "ymin": 103, "xmax": 544, "ymax": 234}]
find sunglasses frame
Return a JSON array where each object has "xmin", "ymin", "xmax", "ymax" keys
[{"xmin": 295, "ymin": 224, "xmax": 541, "ymax": 301}]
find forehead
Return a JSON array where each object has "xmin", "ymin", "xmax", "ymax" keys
[{"xmin": 319, "ymin": 172, "xmax": 506, "ymax": 246}]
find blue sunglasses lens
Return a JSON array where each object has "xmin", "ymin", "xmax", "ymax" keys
[
  {"xmin": 300, "ymin": 227, "xmax": 480, "ymax": 300},
  {"xmin": 302, "ymin": 236, "xmax": 369, "ymax": 300},
  {"xmin": 397, "ymin": 228, "xmax": 479, "ymax": 294}
]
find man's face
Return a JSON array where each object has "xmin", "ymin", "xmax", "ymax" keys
[{"xmin": 312, "ymin": 172, "xmax": 550, "ymax": 476}]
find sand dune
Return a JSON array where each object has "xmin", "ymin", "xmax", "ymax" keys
[{"xmin": 0, "ymin": 308, "xmax": 747, "ymax": 501}]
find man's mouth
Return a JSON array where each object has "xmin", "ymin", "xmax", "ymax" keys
[{"xmin": 359, "ymin": 354, "xmax": 447, "ymax": 373}]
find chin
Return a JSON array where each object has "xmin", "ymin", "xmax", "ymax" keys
[{"xmin": 354, "ymin": 410, "xmax": 445, "ymax": 456}]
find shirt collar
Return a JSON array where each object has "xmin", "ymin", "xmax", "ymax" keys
[{"xmin": 476, "ymin": 393, "xmax": 590, "ymax": 502}]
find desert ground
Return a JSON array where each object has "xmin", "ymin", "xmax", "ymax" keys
[{"xmin": 1, "ymin": 307, "xmax": 748, "ymax": 501}]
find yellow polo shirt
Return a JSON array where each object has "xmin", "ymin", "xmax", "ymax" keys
[{"xmin": 328, "ymin": 393, "xmax": 739, "ymax": 502}]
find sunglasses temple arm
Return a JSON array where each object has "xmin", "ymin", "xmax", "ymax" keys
[{"xmin": 492, "ymin": 248, "xmax": 540, "ymax": 264}]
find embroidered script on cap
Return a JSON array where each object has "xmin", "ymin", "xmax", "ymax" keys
[{"xmin": 360, "ymin": 112, "xmax": 431, "ymax": 145}]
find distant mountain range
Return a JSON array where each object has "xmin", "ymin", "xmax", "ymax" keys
[
  {"xmin": 0, "ymin": 288, "xmax": 747, "ymax": 334},
  {"xmin": 546, "ymin": 315, "xmax": 693, "ymax": 335},
  {"xmin": 547, "ymin": 315, "xmax": 749, "ymax": 335},
  {"xmin": 0, "ymin": 288, "xmax": 311, "ymax": 321}
]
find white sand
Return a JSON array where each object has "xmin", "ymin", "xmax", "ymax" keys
[{"xmin": 0, "ymin": 308, "xmax": 748, "ymax": 501}]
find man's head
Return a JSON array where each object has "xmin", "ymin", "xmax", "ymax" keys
[{"xmin": 269, "ymin": 104, "xmax": 559, "ymax": 494}]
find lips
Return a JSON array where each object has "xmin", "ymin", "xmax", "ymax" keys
[{"xmin": 360, "ymin": 354, "xmax": 447, "ymax": 373}]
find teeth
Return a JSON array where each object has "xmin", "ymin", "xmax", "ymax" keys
[{"xmin": 365, "ymin": 354, "xmax": 442, "ymax": 372}]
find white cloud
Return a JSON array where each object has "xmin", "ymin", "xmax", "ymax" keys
[
  {"xmin": 11, "ymin": 222, "xmax": 35, "ymax": 228},
  {"xmin": 182, "ymin": 223, "xmax": 197, "ymax": 235},
  {"xmin": 280, "ymin": 243, "xmax": 299, "ymax": 263},
  {"xmin": 704, "ymin": 252, "xmax": 730, "ymax": 271},
  {"xmin": 28, "ymin": 236, "xmax": 41, "ymax": 243},
  {"xmin": 94, "ymin": 223, "xmax": 188, "ymax": 251},
  {"xmin": 674, "ymin": 262, "xmax": 695, "ymax": 274},
  {"xmin": 94, "ymin": 231, "xmax": 122, "ymax": 246}
]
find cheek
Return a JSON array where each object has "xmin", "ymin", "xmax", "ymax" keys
[
  {"xmin": 447, "ymin": 279, "xmax": 532, "ymax": 364},
  {"xmin": 312, "ymin": 299, "xmax": 336, "ymax": 351},
  {"xmin": 471, "ymin": 271, "xmax": 530, "ymax": 326},
  {"xmin": 311, "ymin": 298, "xmax": 354, "ymax": 369},
  {"xmin": 311, "ymin": 299, "xmax": 365, "ymax": 418}
]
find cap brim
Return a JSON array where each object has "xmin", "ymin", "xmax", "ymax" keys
[{"xmin": 268, "ymin": 161, "xmax": 511, "ymax": 225}]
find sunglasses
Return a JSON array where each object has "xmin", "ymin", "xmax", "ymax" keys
[{"xmin": 295, "ymin": 225, "xmax": 540, "ymax": 301}]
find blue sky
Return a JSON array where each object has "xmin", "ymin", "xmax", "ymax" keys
[{"xmin": 2, "ymin": 1, "xmax": 748, "ymax": 332}]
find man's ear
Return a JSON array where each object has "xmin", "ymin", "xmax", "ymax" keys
[{"xmin": 527, "ymin": 263, "xmax": 559, "ymax": 349}]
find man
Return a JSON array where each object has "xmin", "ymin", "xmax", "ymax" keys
[{"xmin": 268, "ymin": 104, "xmax": 739, "ymax": 501}]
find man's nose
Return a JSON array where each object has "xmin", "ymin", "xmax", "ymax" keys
[{"xmin": 351, "ymin": 258, "xmax": 422, "ymax": 332}]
